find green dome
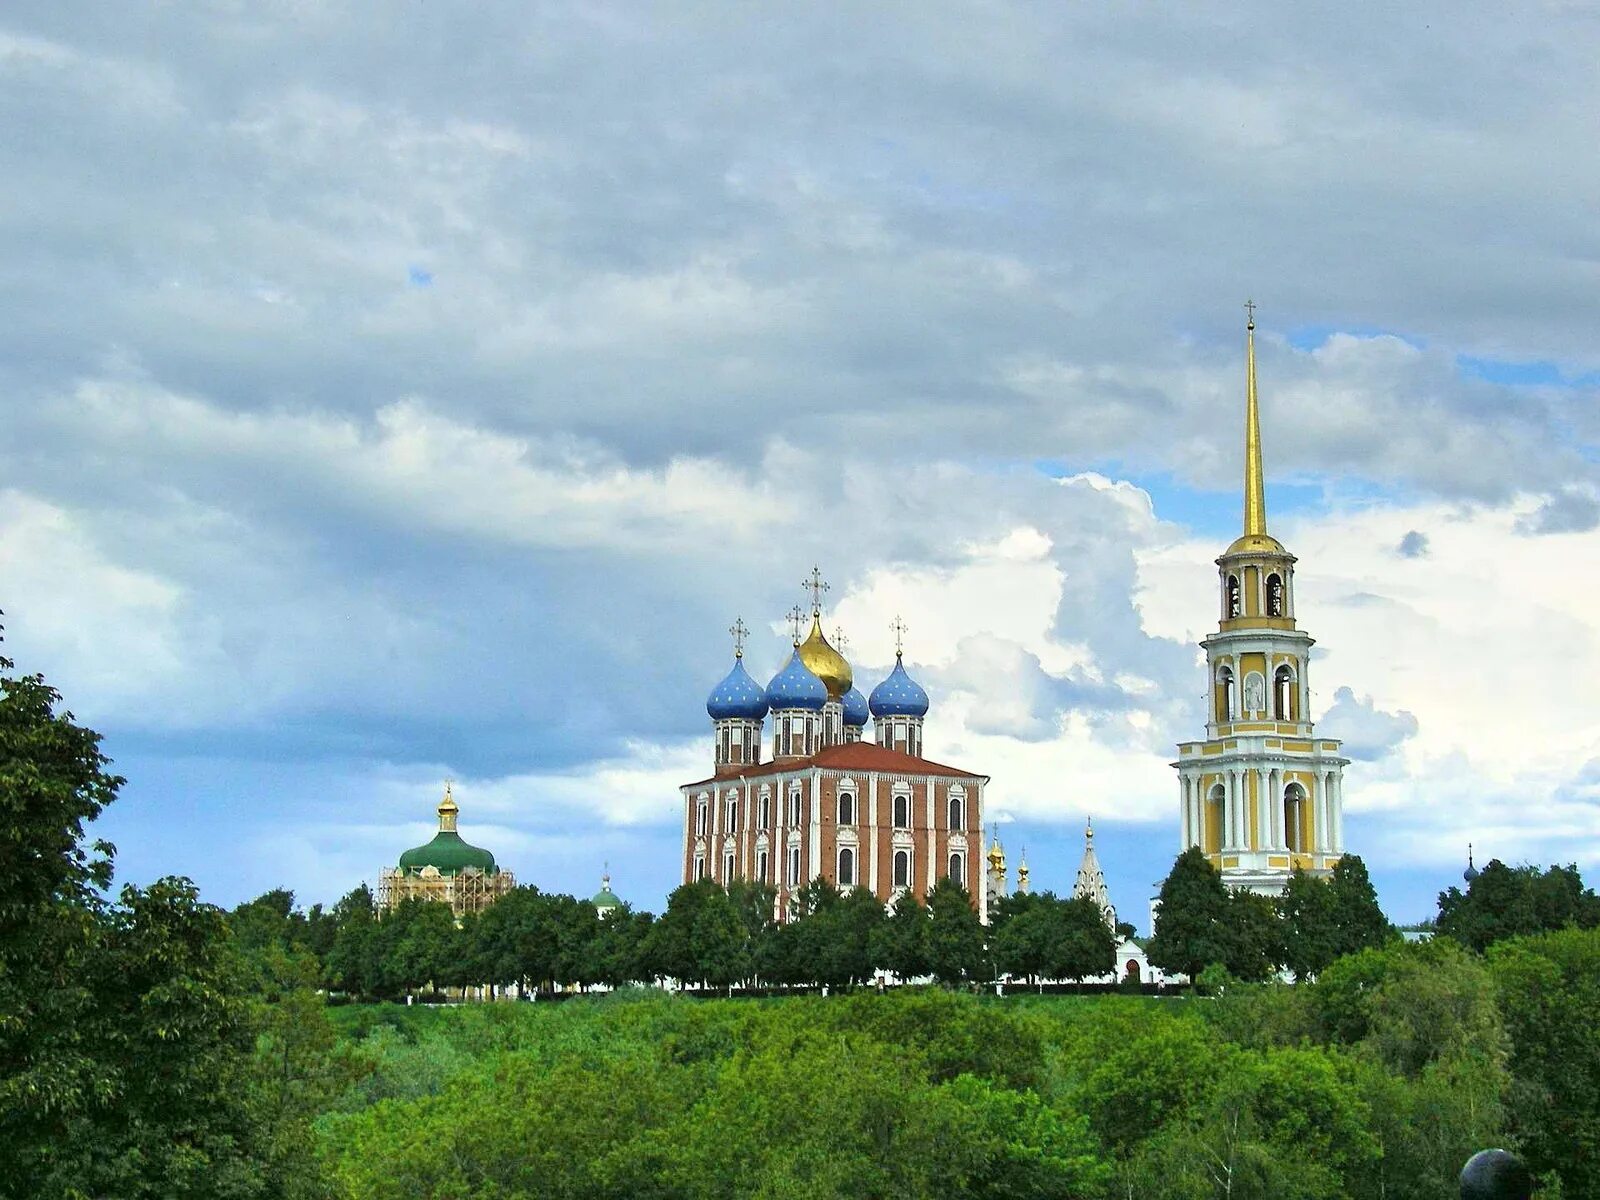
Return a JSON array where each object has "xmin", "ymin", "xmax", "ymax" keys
[
  {"xmin": 591, "ymin": 883, "xmax": 621, "ymax": 911},
  {"xmin": 398, "ymin": 831, "xmax": 498, "ymax": 877}
]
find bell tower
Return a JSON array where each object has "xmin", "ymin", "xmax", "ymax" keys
[{"xmin": 1173, "ymin": 304, "xmax": 1349, "ymax": 895}]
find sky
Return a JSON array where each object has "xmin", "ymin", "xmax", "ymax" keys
[{"xmin": 3, "ymin": 3, "xmax": 1599, "ymax": 928}]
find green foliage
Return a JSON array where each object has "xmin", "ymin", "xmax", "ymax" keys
[
  {"xmin": 992, "ymin": 891, "xmax": 1117, "ymax": 985},
  {"xmin": 925, "ymin": 877, "xmax": 985, "ymax": 986},
  {"xmin": 1488, "ymin": 927, "xmax": 1600, "ymax": 1198},
  {"xmin": 1147, "ymin": 847, "xmax": 1233, "ymax": 980},
  {"xmin": 871, "ymin": 890, "xmax": 930, "ymax": 980},
  {"xmin": 1437, "ymin": 858, "xmax": 1600, "ymax": 953},
  {"xmin": 0, "ymin": 647, "xmax": 283, "ymax": 1200}
]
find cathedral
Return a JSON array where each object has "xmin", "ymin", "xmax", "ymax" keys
[
  {"xmin": 1172, "ymin": 307, "xmax": 1349, "ymax": 896},
  {"xmin": 681, "ymin": 573, "xmax": 988, "ymax": 916},
  {"xmin": 378, "ymin": 783, "xmax": 517, "ymax": 916}
]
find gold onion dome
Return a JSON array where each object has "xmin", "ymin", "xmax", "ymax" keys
[{"xmin": 798, "ymin": 614, "xmax": 852, "ymax": 699}]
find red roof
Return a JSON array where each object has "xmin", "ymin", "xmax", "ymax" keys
[{"xmin": 683, "ymin": 741, "xmax": 986, "ymax": 790}]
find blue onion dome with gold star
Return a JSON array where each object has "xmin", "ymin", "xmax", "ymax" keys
[
  {"xmin": 707, "ymin": 653, "xmax": 768, "ymax": 721},
  {"xmin": 842, "ymin": 684, "xmax": 869, "ymax": 727},
  {"xmin": 398, "ymin": 785, "xmax": 498, "ymax": 876},
  {"xmin": 766, "ymin": 647, "xmax": 828, "ymax": 711},
  {"xmin": 869, "ymin": 653, "xmax": 930, "ymax": 718}
]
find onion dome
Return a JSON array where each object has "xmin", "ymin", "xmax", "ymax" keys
[
  {"xmin": 765, "ymin": 647, "xmax": 827, "ymax": 711},
  {"xmin": 398, "ymin": 784, "xmax": 498, "ymax": 877},
  {"xmin": 1464, "ymin": 843, "xmax": 1479, "ymax": 884},
  {"xmin": 842, "ymin": 685, "xmax": 869, "ymax": 727},
  {"xmin": 868, "ymin": 654, "xmax": 930, "ymax": 718},
  {"xmin": 591, "ymin": 871, "xmax": 621, "ymax": 914},
  {"xmin": 706, "ymin": 654, "xmax": 768, "ymax": 721},
  {"xmin": 797, "ymin": 615, "xmax": 852, "ymax": 699}
]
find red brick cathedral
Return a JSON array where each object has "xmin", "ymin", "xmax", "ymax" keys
[{"xmin": 680, "ymin": 571, "xmax": 988, "ymax": 917}]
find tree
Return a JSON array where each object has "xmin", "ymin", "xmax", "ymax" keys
[
  {"xmin": 1277, "ymin": 868, "xmax": 1340, "ymax": 981},
  {"xmin": 1147, "ymin": 847, "xmax": 1233, "ymax": 981},
  {"xmin": 873, "ymin": 891, "xmax": 930, "ymax": 981},
  {"xmin": 1223, "ymin": 888, "xmax": 1281, "ymax": 982},
  {"xmin": 690, "ymin": 886, "xmax": 750, "ymax": 992},
  {"xmin": 1437, "ymin": 859, "xmax": 1600, "ymax": 952},
  {"xmin": 0, "ymin": 638, "xmax": 278, "ymax": 1198},
  {"xmin": 644, "ymin": 878, "xmax": 720, "ymax": 985},
  {"xmin": 1047, "ymin": 895, "xmax": 1119, "ymax": 982},
  {"xmin": 925, "ymin": 878, "xmax": 985, "ymax": 986},
  {"xmin": 1487, "ymin": 928, "xmax": 1600, "ymax": 1197},
  {"xmin": 1327, "ymin": 854, "xmax": 1394, "ymax": 958}
]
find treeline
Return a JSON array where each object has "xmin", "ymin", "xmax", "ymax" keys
[
  {"xmin": 238, "ymin": 844, "xmax": 1600, "ymax": 1003},
  {"xmin": 236, "ymin": 877, "xmax": 1122, "ymax": 998}
]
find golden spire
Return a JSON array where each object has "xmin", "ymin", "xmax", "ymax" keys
[
  {"xmin": 438, "ymin": 781, "xmax": 459, "ymax": 833},
  {"xmin": 1243, "ymin": 299, "xmax": 1267, "ymax": 539}
]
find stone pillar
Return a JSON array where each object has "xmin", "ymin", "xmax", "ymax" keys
[
  {"xmin": 1313, "ymin": 771, "xmax": 1330, "ymax": 854},
  {"xmin": 1331, "ymin": 773, "xmax": 1345, "ymax": 853}
]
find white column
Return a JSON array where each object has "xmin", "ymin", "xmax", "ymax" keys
[
  {"xmin": 868, "ymin": 773, "xmax": 880, "ymax": 895},
  {"xmin": 1312, "ymin": 771, "xmax": 1329, "ymax": 854},
  {"xmin": 1225, "ymin": 770, "xmax": 1239, "ymax": 849},
  {"xmin": 1331, "ymin": 772, "xmax": 1345, "ymax": 853},
  {"xmin": 1255, "ymin": 768, "xmax": 1270, "ymax": 850},
  {"xmin": 808, "ymin": 771, "xmax": 822, "ymax": 883},
  {"xmin": 1180, "ymin": 777, "xmax": 1191, "ymax": 849},
  {"xmin": 1270, "ymin": 768, "xmax": 1284, "ymax": 849}
]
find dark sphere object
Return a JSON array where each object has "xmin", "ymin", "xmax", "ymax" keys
[{"xmin": 1460, "ymin": 1150, "xmax": 1533, "ymax": 1200}]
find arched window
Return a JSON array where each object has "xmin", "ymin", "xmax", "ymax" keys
[
  {"xmin": 788, "ymin": 792, "xmax": 802, "ymax": 825},
  {"xmin": 1266, "ymin": 573, "xmax": 1285, "ymax": 617},
  {"xmin": 948, "ymin": 795, "xmax": 964, "ymax": 830},
  {"xmin": 1224, "ymin": 574, "xmax": 1242, "ymax": 618},
  {"xmin": 1216, "ymin": 666, "xmax": 1237, "ymax": 722},
  {"xmin": 726, "ymin": 796, "xmax": 738, "ymax": 834},
  {"xmin": 948, "ymin": 852, "xmax": 963, "ymax": 881},
  {"xmin": 696, "ymin": 800, "xmax": 708, "ymax": 836},
  {"xmin": 893, "ymin": 794, "xmax": 910, "ymax": 829},
  {"xmin": 1284, "ymin": 784, "xmax": 1306, "ymax": 852},
  {"xmin": 694, "ymin": 856, "xmax": 706, "ymax": 880},
  {"xmin": 759, "ymin": 794, "xmax": 771, "ymax": 828},
  {"xmin": 1273, "ymin": 665, "xmax": 1294, "ymax": 721},
  {"xmin": 787, "ymin": 845, "xmax": 801, "ymax": 886},
  {"xmin": 893, "ymin": 849, "xmax": 911, "ymax": 888},
  {"xmin": 1208, "ymin": 783, "xmax": 1226, "ymax": 851},
  {"xmin": 757, "ymin": 850, "xmax": 769, "ymax": 883},
  {"xmin": 838, "ymin": 847, "xmax": 855, "ymax": 887},
  {"xmin": 837, "ymin": 792, "xmax": 855, "ymax": 826},
  {"xmin": 724, "ymin": 851, "xmax": 735, "ymax": 880}
]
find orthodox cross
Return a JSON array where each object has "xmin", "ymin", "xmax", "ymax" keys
[
  {"xmin": 728, "ymin": 617, "xmax": 749, "ymax": 658},
  {"xmin": 803, "ymin": 566, "xmax": 829, "ymax": 614},
  {"xmin": 1244, "ymin": 298, "xmax": 1256, "ymax": 330},
  {"xmin": 890, "ymin": 614, "xmax": 908, "ymax": 657},
  {"xmin": 834, "ymin": 625, "xmax": 850, "ymax": 656},
  {"xmin": 787, "ymin": 606, "xmax": 806, "ymax": 645}
]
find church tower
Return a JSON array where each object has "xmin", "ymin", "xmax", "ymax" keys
[{"xmin": 1173, "ymin": 305, "xmax": 1349, "ymax": 896}]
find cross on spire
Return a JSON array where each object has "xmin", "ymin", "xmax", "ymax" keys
[
  {"xmin": 803, "ymin": 566, "xmax": 830, "ymax": 615},
  {"xmin": 728, "ymin": 617, "xmax": 749, "ymax": 658},
  {"xmin": 787, "ymin": 605, "xmax": 806, "ymax": 645},
  {"xmin": 890, "ymin": 614, "xmax": 908, "ymax": 657},
  {"xmin": 833, "ymin": 625, "xmax": 850, "ymax": 656},
  {"xmin": 1244, "ymin": 297, "xmax": 1256, "ymax": 330}
]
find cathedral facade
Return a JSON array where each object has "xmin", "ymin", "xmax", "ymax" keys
[
  {"xmin": 1172, "ymin": 309, "xmax": 1349, "ymax": 895},
  {"xmin": 681, "ymin": 583, "xmax": 988, "ymax": 916}
]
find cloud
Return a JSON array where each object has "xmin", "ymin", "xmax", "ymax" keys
[
  {"xmin": 5, "ymin": 3, "xmax": 1600, "ymax": 918},
  {"xmin": 1397, "ymin": 530, "xmax": 1429, "ymax": 558},
  {"xmin": 1516, "ymin": 485, "xmax": 1600, "ymax": 535},
  {"xmin": 1318, "ymin": 686, "xmax": 1419, "ymax": 762}
]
